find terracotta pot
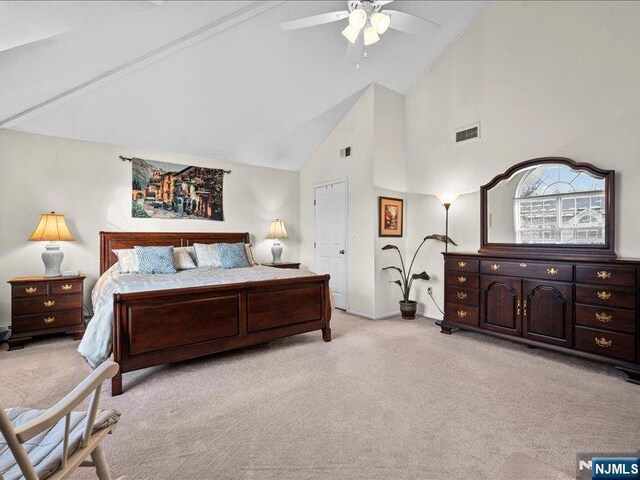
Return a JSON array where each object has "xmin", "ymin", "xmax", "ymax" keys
[{"xmin": 399, "ymin": 300, "xmax": 417, "ymax": 319}]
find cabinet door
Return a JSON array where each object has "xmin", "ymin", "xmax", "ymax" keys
[
  {"xmin": 481, "ymin": 276, "xmax": 521, "ymax": 335},
  {"xmin": 523, "ymin": 280, "xmax": 573, "ymax": 347}
]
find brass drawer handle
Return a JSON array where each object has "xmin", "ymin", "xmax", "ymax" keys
[
  {"xmin": 595, "ymin": 312, "xmax": 612, "ymax": 323},
  {"xmin": 547, "ymin": 267, "xmax": 559, "ymax": 276},
  {"xmin": 595, "ymin": 336, "xmax": 612, "ymax": 348},
  {"xmin": 596, "ymin": 271, "xmax": 612, "ymax": 280},
  {"xmin": 458, "ymin": 261, "xmax": 467, "ymax": 268},
  {"xmin": 456, "ymin": 291, "xmax": 468, "ymax": 300},
  {"xmin": 490, "ymin": 264, "xmax": 500, "ymax": 271},
  {"xmin": 517, "ymin": 300, "xmax": 521, "ymax": 316},
  {"xmin": 519, "ymin": 263, "xmax": 528, "ymax": 268},
  {"xmin": 25, "ymin": 287, "xmax": 38, "ymax": 294},
  {"xmin": 457, "ymin": 276, "xmax": 467, "ymax": 284},
  {"xmin": 61, "ymin": 284, "xmax": 73, "ymax": 291},
  {"xmin": 597, "ymin": 291, "xmax": 611, "ymax": 300},
  {"xmin": 44, "ymin": 316, "xmax": 55, "ymax": 324},
  {"xmin": 457, "ymin": 310, "xmax": 467, "ymax": 318},
  {"xmin": 43, "ymin": 300, "xmax": 56, "ymax": 307}
]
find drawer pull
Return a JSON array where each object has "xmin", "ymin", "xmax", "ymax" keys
[
  {"xmin": 595, "ymin": 312, "xmax": 613, "ymax": 323},
  {"xmin": 490, "ymin": 264, "xmax": 500, "ymax": 271},
  {"xmin": 457, "ymin": 261, "xmax": 467, "ymax": 268},
  {"xmin": 519, "ymin": 263, "xmax": 528, "ymax": 268},
  {"xmin": 43, "ymin": 300, "xmax": 56, "ymax": 307},
  {"xmin": 61, "ymin": 284, "xmax": 73, "ymax": 291},
  {"xmin": 594, "ymin": 336, "xmax": 612, "ymax": 348},
  {"xmin": 25, "ymin": 287, "xmax": 38, "ymax": 294},
  {"xmin": 597, "ymin": 291, "xmax": 611, "ymax": 300},
  {"xmin": 43, "ymin": 316, "xmax": 55, "ymax": 324},
  {"xmin": 547, "ymin": 267, "xmax": 559, "ymax": 276},
  {"xmin": 457, "ymin": 310, "xmax": 467, "ymax": 318},
  {"xmin": 456, "ymin": 291, "xmax": 468, "ymax": 300},
  {"xmin": 517, "ymin": 300, "xmax": 521, "ymax": 316},
  {"xmin": 596, "ymin": 271, "xmax": 612, "ymax": 280},
  {"xmin": 457, "ymin": 276, "xmax": 467, "ymax": 284}
]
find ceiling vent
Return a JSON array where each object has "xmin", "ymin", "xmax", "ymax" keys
[
  {"xmin": 340, "ymin": 146, "xmax": 352, "ymax": 158},
  {"xmin": 455, "ymin": 123, "xmax": 480, "ymax": 144}
]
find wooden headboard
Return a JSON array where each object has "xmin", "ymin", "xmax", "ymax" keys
[{"xmin": 99, "ymin": 231, "xmax": 250, "ymax": 274}]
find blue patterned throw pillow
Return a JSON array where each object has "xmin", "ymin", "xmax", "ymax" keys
[
  {"xmin": 217, "ymin": 243, "xmax": 249, "ymax": 269},
  {"xmin": 134, "ymin": 246, "xmax": 177, "ymax": 274}
]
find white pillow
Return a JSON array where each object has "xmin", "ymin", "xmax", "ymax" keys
[
  {"xmin": 174, "ymin": 246, "xmax": 197, "ymax": 270},
  {"xmin": 245, "ymin": 244, "xmax": 256, "ymax": 266},
  {"xmin": 113, "ymin": 249, "xmax": 139, "ymax": 273},
  {"xmin": 193, "ymin": 243, "xmax": 221, "ymax": 268}
]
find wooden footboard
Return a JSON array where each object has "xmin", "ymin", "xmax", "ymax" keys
[{"xmin": 111, "ymin": 275, "xmax": 332, "ymax": 395}]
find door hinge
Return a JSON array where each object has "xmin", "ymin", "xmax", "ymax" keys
[
  {"xmin": 314, "ymin": 242, "xmax": 316, "ymax": 248},
  {"xmin": 313, "ymin": 200, "xmax": 316, "ymax": 206}
]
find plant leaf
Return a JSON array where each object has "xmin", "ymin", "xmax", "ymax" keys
[
  {"xmin": 389, "ymin": 280, "xmax": 402, "ymax": 286},
  {"xmin": 425, "ymin": 234, "xmax": 458, "ymax": 246},
  {"xmin": 381, "ymin": 245, "xmax": 400, "ymax": 251},
  {"xmin": 411, "ymin": 271, "xmax": 431, "ymax": 281},
  {"xmin": 382, "ymin": 266, "xmax": 403, "ymax": 274}
]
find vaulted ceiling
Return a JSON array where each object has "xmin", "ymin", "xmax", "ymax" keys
[{"xmin": 0, "ymin": 1, "xmax": 487, "ymax": 170}]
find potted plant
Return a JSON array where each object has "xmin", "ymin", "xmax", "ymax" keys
[{"xmin": 382, "ymin": 234, "xmax": 456, "ymax": 319}]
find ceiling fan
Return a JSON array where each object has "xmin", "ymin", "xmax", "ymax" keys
[{"xmin": 280, "ymin": 0, "xmax": 441, "ymax": 69}]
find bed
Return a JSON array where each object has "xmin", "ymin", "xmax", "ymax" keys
[{"xmin": 82, "ymin": 232, "xmax": 332, "ymax": 396}]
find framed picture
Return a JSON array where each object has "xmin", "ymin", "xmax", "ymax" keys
[{"xmin": 378, "ymin": 196, "xmax": 404, "ymax": 237}]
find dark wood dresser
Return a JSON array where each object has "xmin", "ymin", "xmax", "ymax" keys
[
  {"xmin": 8, "ymin": 275, "xmax": 85, "ymax": 350},
  {"xmin": 442, "ymin": 253, "xmax": 640, "ymax": 384}
]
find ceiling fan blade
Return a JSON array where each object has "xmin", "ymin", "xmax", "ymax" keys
[
  {"xmin": 345, "ymin": 32, "xmax": 364, "ymax": 64},
  {"xmin": 280, "ymin": 10, "xmax": 349, "ymax": 31},
  {"xmin": 385, "ymin": 10, "xmax": 440, "ymax": 36}
]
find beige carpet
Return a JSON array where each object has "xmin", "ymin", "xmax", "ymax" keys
[{"xmin": 1, "ymin": 310, "xmax": 638, "ymax": 480}]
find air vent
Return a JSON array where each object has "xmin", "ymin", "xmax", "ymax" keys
[
  {"xmin": 455, "ymin": 123, "xmax": 480, "ymax": 143},
  {"xmin": 340, "ymin": 146, "xmax": 352, "ymax": 158}
]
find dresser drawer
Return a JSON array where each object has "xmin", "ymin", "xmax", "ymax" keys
[
  {"xmin": 575, "ymin": 285, "xmax": 636, "ymax": 310},
  {"xmin": 574, "ymin": 326, "xmax": 636, "ymax": 362},
  {"xmin": 575, "ymin": 304, "xmax": 636, "ymax": 334},
  {"xmin": 445, "ymin": 257, "xmax": 479, "ymax": 273},
  {"xmin": 50, "ymin": 280, "xmax": 83, "ymax": 295},
  {"xmin": 12, "ymin": 310, "xmax": 82, "ymax": 334},
  {"xmin": 13, "ymin": 294, "xmax": 82, "ymax": 316},
  {"xmin": 12, "ymin": 283, "xmax": 48, "ymax": 298},
  {"xmin": 481, "ymin": 260, "xmax": 573, "ymax": 282},
  {"xmin": 445, "ymin": 287, "xmax": 479, "ymax": 307},
  {"xmin": 575, "ymin": 265, "xmax": 636, "ymax": 287},
  {"xmin": 445, "ymin": 272, "xmax": 479, "ymax": 289},
  {"xmin": 445, "ymin": 303, "xmax": 479, "ymax": 327}
]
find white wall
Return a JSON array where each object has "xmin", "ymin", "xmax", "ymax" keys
[
  {"xmin": 403, "ymin": 0, "xmax": 640, "ymax": 318},
  {"xmin": 300, "ymin": 86, "xmax": 376, "ymax": 317},
  {"xmin": 0, "ymin": 129, "xmax": 300, "ymax": 325}
]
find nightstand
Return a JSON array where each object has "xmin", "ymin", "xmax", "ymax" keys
[
  {"xmin": 7, "ymin": 275, "xmax": 85, "ymax": 350},
  {"xmin": 263, "ymin": 262, "xmax": 301, "ymax": 269}
]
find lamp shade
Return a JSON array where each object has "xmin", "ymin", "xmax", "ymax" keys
[
  {"xmin": 28, "ymin": 212, "xmax": 75, "ymax": 242},
  {"xmin": 266, "ymin": 219, "xmax": 288, "ymax": 240},
  {"xmin": 436, "ymin": 193, "xmax": 460, "ymax": 205}
]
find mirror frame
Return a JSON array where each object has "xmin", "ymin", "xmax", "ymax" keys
[{"xmin": 480, "ymin": 157, "xmax": 616, "ymax": 260}]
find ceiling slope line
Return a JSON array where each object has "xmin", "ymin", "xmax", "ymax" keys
[{"xmin": 0, "ymin": 1, "xmax": 284, "ymax": 128}]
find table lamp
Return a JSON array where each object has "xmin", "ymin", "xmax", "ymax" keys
[
  {"xmin": 28, "ymin": 211, "xmax": 75, "ymax": 277},
  {"xmin": 436, "ymin": 193, "xmax": 459, "ymax": 252},
  {"xmin": 266, "ymin": 219, "xmax": 288, "ymax": 263}
]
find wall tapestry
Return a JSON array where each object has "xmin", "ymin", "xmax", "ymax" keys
[{"xmin": 131, "ymin": 158, "xmax": 226, "ymax": 220}]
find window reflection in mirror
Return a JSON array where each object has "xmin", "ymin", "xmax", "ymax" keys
[{"xmin": 487, "ymin": 164, "xmax": 606, "ymax": 245}]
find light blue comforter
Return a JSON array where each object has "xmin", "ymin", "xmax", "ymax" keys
[{"xmin": 78, "ymin": 264, "xmax": 316, "ymax": 367}]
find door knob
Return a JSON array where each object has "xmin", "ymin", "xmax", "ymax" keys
[{"xmin": 339, "ymin": 250, "xmax": 345, "ymax": 254}]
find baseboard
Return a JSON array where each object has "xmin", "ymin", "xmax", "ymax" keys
[{"xmin": 346, "ymin": 309, "xmax": 400, "ymax": 320}]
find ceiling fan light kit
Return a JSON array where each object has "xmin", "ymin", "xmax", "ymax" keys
[{"xmin": 280, "ymin": 0, "xmax": 441, "ymax": 68}]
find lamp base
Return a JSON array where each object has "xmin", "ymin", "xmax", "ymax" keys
[
  {"xmin": 42, "ymin": 244, "xmax": 63, "ymax": 277},
  {"xmin": 271, "ymin": 241, "xmax": 283, "ymax": 264}
]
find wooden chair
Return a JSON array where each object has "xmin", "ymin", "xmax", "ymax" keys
[{"xmin": 0, "ymin": 361, "xmax": 121, "ymax": 480}]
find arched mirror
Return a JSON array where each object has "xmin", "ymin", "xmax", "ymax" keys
[{"xmin": 480, "ymin": 157, "xmax": 615, "ymax": 259}]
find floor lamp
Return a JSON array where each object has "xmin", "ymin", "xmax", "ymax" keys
[{"xmin": 435, "ymin": 193, "xmax": 459, "ymax": 325}]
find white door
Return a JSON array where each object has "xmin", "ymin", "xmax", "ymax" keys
[{"xmin": 314, "ymin": 180, "xmax": 347, "ymax": 310}]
